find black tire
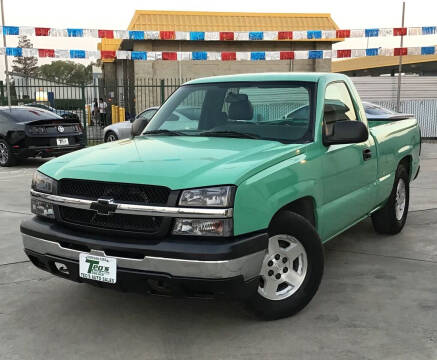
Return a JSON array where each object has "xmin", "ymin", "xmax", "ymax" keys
[
  {"xmin": 104, "ymin": 131, "xmax": 118, "ymax": 142},
  {"xmin": 371, "ymin": 164, "xmax": 409, "ymax": 235},
  {"xmin": 246, "ymin": 211, "xmax": 324, "ymax": 320},
  {"xmin": 0, "ymin": 139, "xmax": 16, "ymax": 167}
]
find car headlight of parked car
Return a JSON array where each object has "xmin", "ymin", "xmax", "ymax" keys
[
  {"xmin": 173, "ymin": 186, "xmax": 234, "ymax": 237},
  {"xmin": 31, "ymin": 171, "xmax": 56, "ymax": 219}
]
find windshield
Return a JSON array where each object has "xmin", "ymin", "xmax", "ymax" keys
[{"xmin": 144, "ymin": 82, "xmax": 315, "ymax": 143}]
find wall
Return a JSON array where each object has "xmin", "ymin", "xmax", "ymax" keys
[
  {"xmin": 351, "ymin": 76, "xmax": 437, "ymax": 101},
  {"xmin": 130, "ymin": 40, "xmax": 332, "ymax": 79},
  {"xmin": 350, "ymin": 76, "xmax": 437, "ymax": 138}
]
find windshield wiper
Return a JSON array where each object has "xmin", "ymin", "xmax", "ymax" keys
[
  {"xmin": 198, "ymin": 130, "xmax": 260, "ymax": 139},
  {"xmin": 143, "ymin": 129, "xmax": 187, "ymax": 136}
]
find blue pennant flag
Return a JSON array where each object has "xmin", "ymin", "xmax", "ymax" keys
[
  {"xmin": 249, "ymin": 32, "xmax": 263, "ymax": 40},
  {"xmin": 129, "ymin": 31, "xmax": 145, "ymax": 40},
  {"xmin": 192, "ymin": 51, "xmax": 207, "ymax": 60},
  {"xmin": 6, "ymin": 47, "xmax": 22, "ymax": 57},
  {"xmin": 190, "ymin": 32, "xmax": 205, "ymax": 41},
  {"xmin": 131, "ymin": 51, "xmax": 147, "ymax": 60},
  {"xmin": 309, "ymin": 50, "xmax": 323, "ymax": 59},
  {"xmin": 67, "ymin": 28, "xmax": 84, "ymax": 37},
  {"xmin": 307, "ymin": 30, "xmax": 322, "ymax": 39}
]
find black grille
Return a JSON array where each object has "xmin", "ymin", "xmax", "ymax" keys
[
  {"xmin": 59, "ymin": 206, "xmax": 162, "ymax": 233},
  {"xmin": 58, "ymin": 179, "xmax": 170, "ymax": 204}
]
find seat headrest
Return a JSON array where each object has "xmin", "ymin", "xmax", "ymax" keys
[{"xmin": 227, "ymin": 94, "xmax": 253, "ymax": 120}]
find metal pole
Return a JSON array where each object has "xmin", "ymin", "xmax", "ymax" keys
[
  {"xmin": 0, "ymin": 0, "xmax": 11, "ymax": 109},
  {"xmin": 178, "ymin": 41, "xmax": 182, "ymax": 85},
  {"xmin": 396, "ymin": 1, "xmax": 405, "ymax": 112}
]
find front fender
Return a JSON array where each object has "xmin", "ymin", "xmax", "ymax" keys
[{"xmin": 233, "ymin": 153, "xmax": 320, "ymax": 236}]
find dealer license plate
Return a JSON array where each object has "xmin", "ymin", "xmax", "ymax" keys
[
  {"xmin": 79, "ymin": 253, "xmax": 117, "ymax": 284},
  {"xmin": 56, "ymin": 138, "xmax": 69, "ymax": 146}
]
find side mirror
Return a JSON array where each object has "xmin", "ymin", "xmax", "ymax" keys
[
  {"xmin": 131, "ymin": 118, "xmax": 149, "ymax": 138},
  {"xmin": 323, "ymin": 120, "xmax": 368, "ymax": 146}
]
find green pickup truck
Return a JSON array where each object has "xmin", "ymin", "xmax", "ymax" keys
[{"xmin": 22, "ymin": 73, "xmax": 421, "ymax": 319}]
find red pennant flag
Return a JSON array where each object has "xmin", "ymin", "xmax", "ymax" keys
[
  {"xmin": 394, "ymin": 47, "xmax": 408, "ymax": 56},
  {"xmin": 220, "ymin": 32, "xmax": 234, "ymax": 41},
  {"xmin": 221, "ymin": 52, "xmax": 236, "ymax": 61},
  {"xmin": 35, "ymin": 27, "xmax": 50, "ymax": 36},
  {"xmin": 337, "ymin": 49, "xmax": 352, "ymax": 58},
  {"xmin": 280, "ymin": 51, "xmax": 294, "ymax": 60},
  {"xmin": 160, "ymin": 31, "xmax": 176, "ymax": 40},
  {"xmin": 101, "ymin": 50, "xmax": 116, "ymax": 59},
  {"xmin": 98, "ymin": 30, "xmax": 114, "ymax": 39},
  {"xmin": 162, "ymin": 52, "xmax": 177, "ymax": 60},
  {"xmin": 336, "ymin": 29, "xmax": 351, "ymax": 38},
  {"xmin": 38, "ymin": 49, "xmax": 55, "ymax": 57},
  {"xmin": 278, "ymin": 32, "xmax": 293, "ymax": 40}
]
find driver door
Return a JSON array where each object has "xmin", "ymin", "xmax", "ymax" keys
[{"xmin": 320, "ymin": 81, "xmax": 377, "ymax": 239}]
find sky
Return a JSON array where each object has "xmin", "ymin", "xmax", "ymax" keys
[{"xmin": 1, "ymin": 0, "xmax": 437, "ymax": 77}]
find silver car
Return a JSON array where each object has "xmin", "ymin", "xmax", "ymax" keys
[{"xmin": 103, "ymin": 107, "xmax": 158, "ymax": 142}]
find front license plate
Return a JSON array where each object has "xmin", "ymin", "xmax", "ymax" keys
[
  {"xmin": 79, "ymin": 253, "xmax": 117, "ymax": 284},
  {"xmin": 56, "ymin": 138, "xmax": 69, "ymax": 146}
]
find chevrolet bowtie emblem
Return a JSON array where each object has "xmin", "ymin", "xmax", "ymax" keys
[{"xmin": 90, "ymin": 198, "xmax": 117, "ymax": 215}]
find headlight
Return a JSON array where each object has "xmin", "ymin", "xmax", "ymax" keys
[
  {"xmin": 179, "ymin": 186, "xmax": 234, "ymax": 207},
  {"xmin": 32, "ymin": 171, "xmax": 55, "ymax": 194},
  {"xmin": 172, "ymin": 218, "xmax": 233, "ymax": 237}
]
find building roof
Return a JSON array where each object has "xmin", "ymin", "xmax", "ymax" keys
[
  {"xmin": 99, "ymin": 10, "xmax": 340, "ymax": 62},
  {"xmin": 332, "ymin": 54, "xmax": 437, "ymax": 73},
  {"xmin": 186, "ymin": 72, "xmax": 345, "ymax": 84},
  {"xmin": 128, "ymin": 10, "xmax": 339, "ymax": 32}
]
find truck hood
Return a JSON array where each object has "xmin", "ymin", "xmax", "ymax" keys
[{"xmin": 39, "ymin": 136, "xmax": 305, "ymax": 189}]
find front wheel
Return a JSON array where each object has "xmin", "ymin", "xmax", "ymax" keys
[
  {"xmin": 246, "ymin": 211, "xmax": 324, "ymax": 320},
  {"xmin": 0, "ymin": 139, "xmax": 16, "ymax": 167},
  {"xmin": 104, "ymin": 131, "xmax": 118, "ymax": 142},
  {"xmin": 371, "ymin": 164, "xmax": 409, "ymax": 234}
]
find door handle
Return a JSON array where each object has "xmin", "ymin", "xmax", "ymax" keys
[{"xmin": 363, "ymin": 148, "xmax": 372, "ymax": 161}]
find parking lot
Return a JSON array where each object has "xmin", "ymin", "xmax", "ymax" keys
[{"xmin": 0, "ymin": 143, "xmax": 436, "ymax": 360}]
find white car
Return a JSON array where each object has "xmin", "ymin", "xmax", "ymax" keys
[{"xmin": 103, "ymin": 107, "xmax": 159, "ymax": 142}]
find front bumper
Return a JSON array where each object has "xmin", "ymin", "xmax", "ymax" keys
[{"xmin": 21, "ymin": 217, "xmax": 267, "ymax": 299}]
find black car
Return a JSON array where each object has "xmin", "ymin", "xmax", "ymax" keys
[{"xmin": 0, "ymin": 106, "xmax": 84, "ymax": 167}]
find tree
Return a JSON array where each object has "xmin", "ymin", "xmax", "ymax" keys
[
  {"xmin": 38, "ymin": 61, "xmax": 94, "ymax": 84},
  {"xmin": 12, "ymin": 35, "xmax": 38, "ymax": 77}
]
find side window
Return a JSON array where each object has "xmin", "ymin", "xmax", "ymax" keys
[
  {"xmin": 324, "ymin": 82, "xmax": 357, "ymax": 136},
  {"xmin": 160, "ymin": 89, "xmax": 206, "ymax": 131},
  {"xmin": 139, "ymin": 109, "xmax": 157, "ymax": 121}
]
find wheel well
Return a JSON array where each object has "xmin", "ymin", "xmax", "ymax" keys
[
  {"xmin": 273, "ymin": 197, "xmax": 316, "ymax": 228},
  {"xmin": 105, "ymin": 130, "xmax": 116, "ymax": 138},
  {"xmin": 399, "ymin": 155, "xmax": 412, "ymax": 179}
]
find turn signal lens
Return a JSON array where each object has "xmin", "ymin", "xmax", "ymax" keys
[
  {"xmin": 31, "ymin": 198, "xmax": 55, "ymax": 219},
  {"xmin": 172, "ymin": 218, "xmax": 233, "ymax": 237}
]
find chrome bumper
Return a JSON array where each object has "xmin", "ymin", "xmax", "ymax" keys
[{"xmin": 22, "ymin": 234, "xmax": 265, "ymax": 280}]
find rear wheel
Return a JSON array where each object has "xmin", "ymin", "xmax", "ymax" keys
[
  {"xmin": 246, "ymin": 211, "xmax": 324, "ymax": 320},
  {"xmin": 371, "ymin": 164, "xmax": 409, "ymax": 234},
  {"xmin": 104, "ymin": 131, "xmax": 118, "ymax": 142},
  {"xmin": 0, "ymin": 139, "xmax": 16, "ymax": 167}
]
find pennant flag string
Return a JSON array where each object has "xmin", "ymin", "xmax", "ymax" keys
[
  {"xmin": 2, "ymin": 45, "xmax": 436, "ymax": 61},
  {"xmin": 1, "ymin": 26, "xmax": 437, "ymax": 41}
]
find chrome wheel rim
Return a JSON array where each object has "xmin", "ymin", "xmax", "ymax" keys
[
  {"xmin": 395, "ymin": 178, "xmax": 406, "ymax": 221},
  {"xmin": 106, "ymin": 134, "xmax": 117, "ymax": 142},
  {"xmin": 258, "ymin": 234, "xmax": 308, "ymax": 301},
  {"xmin": 0, "ymin": 143, "xmax": 8, "ymax": 165}
]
